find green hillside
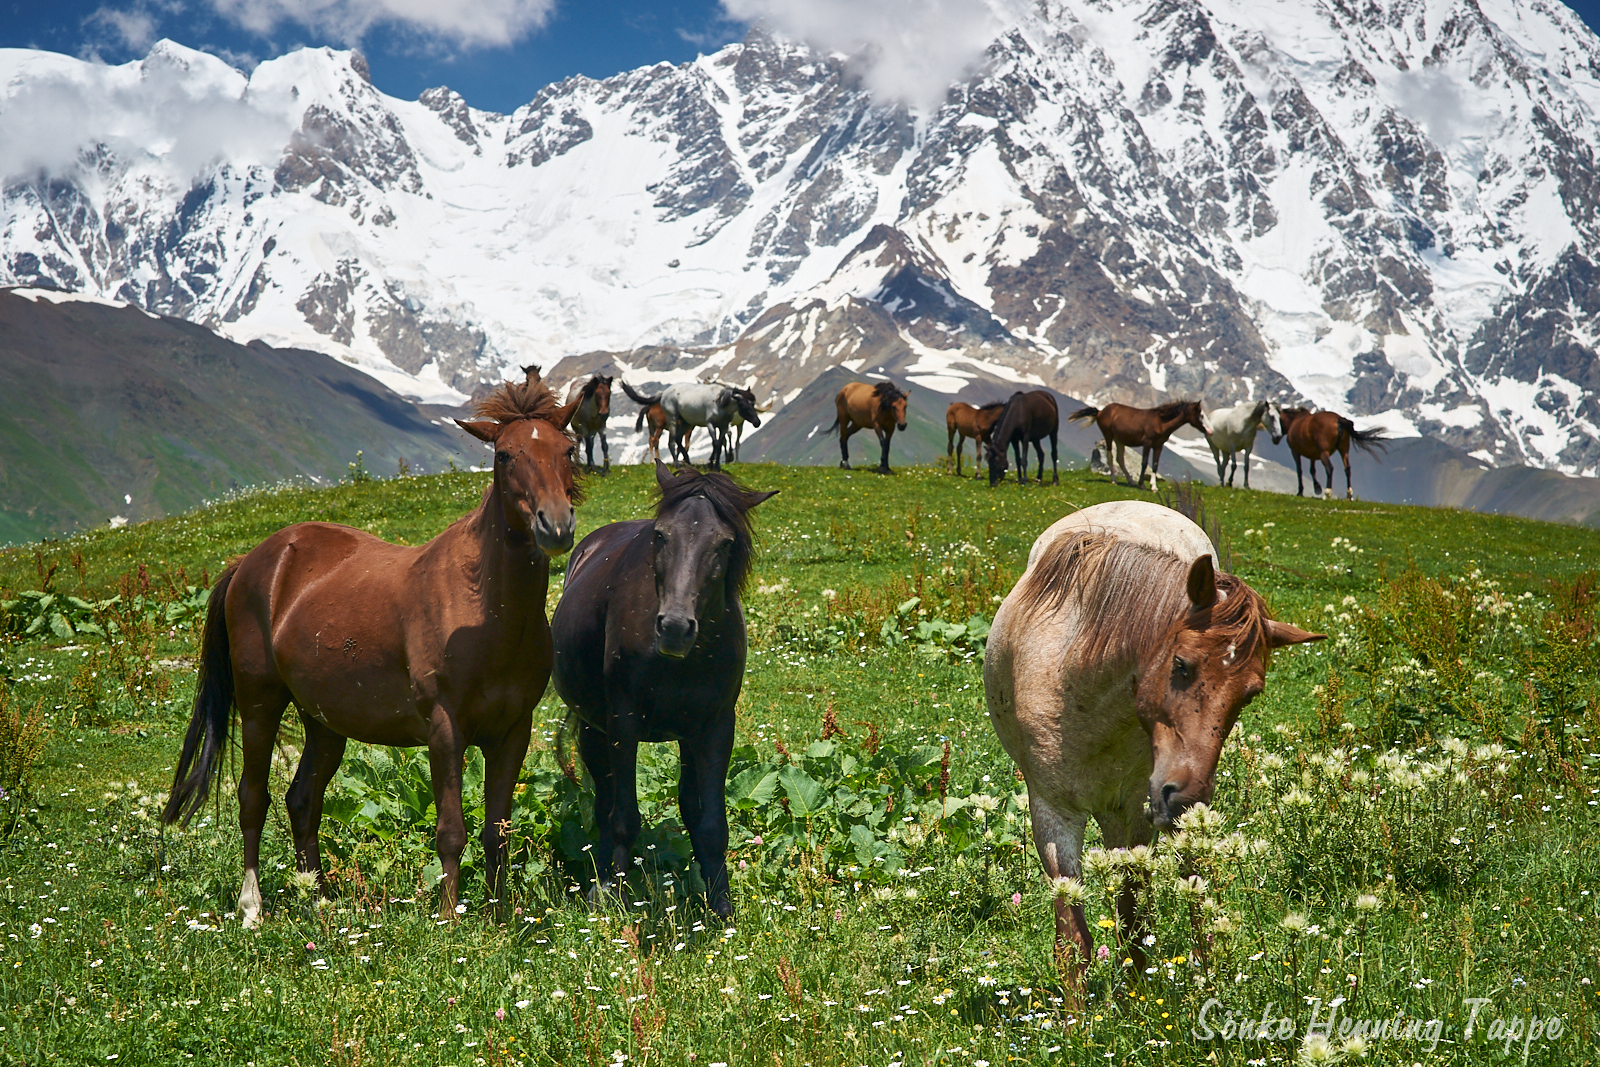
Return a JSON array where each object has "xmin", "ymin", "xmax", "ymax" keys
[{"xmin": 2, "ymin": 465, "xmax": 1596, "ymax": 1065}]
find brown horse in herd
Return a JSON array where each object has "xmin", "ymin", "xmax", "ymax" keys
[
  {"xmin": 828, "ymin": 380, "xmax": 911, "ymax": 473},
  {"xmin": 1069, "ymin": 401, "xmax": 1211, "ymax": 490},
  {"xmin": 1277, "ymin": 405, "xmax": 1388, "ymax": 499},
  {"xmin": 946, "ymin": 401, "xmax": 1005, "ymax": 477},
  {"xmin": 564, "ymin": 374, "xmax": 614, "ymax": 473},
  {"xmin": 163, "ymin": 378, "xmax": 581, "ymax": 925},
  {"xmin": 985, "ymin": 390, "xmax": 1060, "ymax": 487}
]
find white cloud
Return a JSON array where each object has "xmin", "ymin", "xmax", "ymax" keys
[
  {"xmin": 84, "ymin": 7, "xmax": 161, "ymax": 52},
  {"xmin": 720, "ymin": 0, "xmax": 1016, "ymax": 112},
  {"xmin": 207, "ymin": 0, "xmax": 557, "ymax": 50}
]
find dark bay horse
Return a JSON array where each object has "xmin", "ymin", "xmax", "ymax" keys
[
  {"xmin": 947, "ymin": 401, "xmax": 1005, "ymax": 477},
  {"xmin": 985, "ymin": 500, "xmax": 1322, "ymax": 981},
  {"xmin": 565, "ymin": 374, "xmax": 614, "ymax": 473},
  {"xmin": 163, "ymin": 379, "xmax": 581, "ymax": 926},
  {"xmin": 986, "ymin": 390, "xmax": 1060, "ymax": 487},
  {"xmin": 1277, "ymin": 405, "xmax": 1388, "ymax": 499},
  {"xmin": 1068, "ymin": 400, "xmax": 1211, "ymax": 490},
  {"xmin": 551, "ymin": 464, "xmax": 776, "ymax": 918},
  {"xmin": 828, "ymin": 380, "xmax": 910, "ymax": 473}
]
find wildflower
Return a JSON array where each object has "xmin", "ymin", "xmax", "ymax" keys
[
  {"xmin": 1051, "ymin": 877, "xmax": 1087, "ymax": 906},
  {"xmin": 1010, "ymin": 892, "xmax": 1022, "ymax": 907},
  {"xmin": 1260, "ymin": 754, "xmax": 1285, "ymax": 771},
  {"xmin": 1280, "ymin": 912, "xmax": 1309, "ymax": 933},
  {"xmin": 1126, "ymin": 844, "xmax": 1153, "ymax": 869},
  {"xmin": 1096, "ymin": 945, "xmax": 1110, "ymax": 961},
  {"xmin": 1208, "ymin": 913, "xmax": 1237, "ymax": 936},
  {"xmin": 550, "ymin": 989, "xmax": 567, "ymax": 1000},
  {"xmin": 495, "ymin": 1008, "xmax": 506, "ymax": 1022},
  {"xmin": 290, "ymin": 871, "xmax": 319, "ymax": 897},
  {"xmin": 1176, "ymin": 802, "xmax": 1225, "ymax": 833},
  {"xmin": 515, "ymin": 1000, "xmax": 531, "ymax": 1010},
  {"xmin": 1441, "ymin": 737, "xmax": 1469, "ymax": 759},
  {"xmin": 978, "ymin": 975, "xmax": 997, "ymax": 987},
  {"xmin": 1341, "ymin": 1034, "xmax": 1369, "ymax": 1056},
  {"xmin": 1175, "ymin": 875, "xmax": 1208, "ymax": 899},
  {"xmin": 1282, "ymin": 788, "xmax": 1313, "ymax": 809},
  {"xmin": 1354, "ymin": 894, "xmax": 1380, "ymax": 912},
  {"xmin": 1298, "ymin": 1033, "xmax": 1337, "ymax": 1064}
]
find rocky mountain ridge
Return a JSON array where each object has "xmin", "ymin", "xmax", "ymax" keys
[{"xmin": 3, "ymin": 0, "xmax": 1599, "ymax": 473}]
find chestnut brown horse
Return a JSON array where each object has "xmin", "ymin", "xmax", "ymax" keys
[
  {"xmin": 552, "ymin": 464, "xmax": 776, "ymax": 918},
  {"xmin": 1277, "ymin": 405, "xmax": 1388, "ymax": 500},
  {"xmin": 986, "ymin": 500, "xmax": 1322, "ymax": 981},
  {"xmin": 827, "ymin": 380, "xmax": 910, "ymax": 473},
  {"xmin": 162, "ymin": 379, "xmax": 581, "ymax": 927},
  {"xmin": 565, "ymin": 374, "xmax": 614, "ymax": 473},
  {"xmin": 1068, "ymin": 401, "xmax": 1212, "ymax": 490},
  {"xmin": 623, "ymin": 381, "xmax": 684, "ymax": 464},
  {"xmin": 947, "ymin": 401, "xmax": 1005, "ymax": 477},
  {"xmin": 986, "ymin": 390, "xmax": 1060, "ymax": 487}
]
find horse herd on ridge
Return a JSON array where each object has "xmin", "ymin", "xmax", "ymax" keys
[{"xmin": 161, "ymin": 369, "xmax": 1330, "ymax": 984}]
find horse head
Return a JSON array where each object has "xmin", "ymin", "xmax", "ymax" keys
[
  {"xmin": 650, "ymin": 463, "xmax": 777, "ymax": 658},
  {"xmin": 732, "ymin": 388, "xmax": 762, "ymax": 429},
  {"xmin": 456, "ymin": 393, "xmax": 581, "ymax": 557},
  {"xmin": 1186, "ymin": 401, "xmax": 1214, "ymax": 437},
  {"xmin": 593, "ymin": 375, "xmax": 614, "ymax": 418},
  {"xmin": 1136, "ymin": 556, "xmax": 1323, "ymax": 829},
  {"xmin": 873, "ymin": 381, "xmax": 909, "ymax": 432},
  {"xmin": 1264, "ymin": 400, "xmax": 1285, "ymax": 444}
]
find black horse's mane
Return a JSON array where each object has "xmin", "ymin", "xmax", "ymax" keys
[
  {"xmin": 656, "ymin": 467, "xmax": 767, "ymax": 595},
  {"xmin": 1152, "ymin": 399, "xmax": 1198, "ymax": 419},
  {"xmin": 872, "ymin": 380, "xmax": 907, "ymax": 404}
]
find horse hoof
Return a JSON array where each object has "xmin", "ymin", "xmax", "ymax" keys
[{"xmin": 839, "ymin": 462, "xmax": 851, "ymax": 470}]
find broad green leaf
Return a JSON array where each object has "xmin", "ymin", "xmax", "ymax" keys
[
  {"xmin": 778, "ymin": 766, "xmax": 828, "ymax": 817},
  {"xmin": 728, "ymin": 767, "xmax": 778, "ymax": 810},
  {"xmin": 804, "ymin": 740, "xmax": 835, "ymax": 759},
  {"xmin": 49, "ymin": 612, "xmax": 75, "ymax": 640}
]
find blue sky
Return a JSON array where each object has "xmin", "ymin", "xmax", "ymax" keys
[{"xmin": 3, "ymin": 0, "xmax": 1599, "ymax": 116}]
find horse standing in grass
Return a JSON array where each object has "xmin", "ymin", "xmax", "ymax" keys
[
  {"xmin": 1203, "ymin": 399, "xmax": 1281, "ymax": 489},
  {"xmin": 1068, "ymin": 401, "xmax": 1212, "ymax": 490},
  {"xmin": 163, "ymin": 379, "xmax": 581, "ymax": 927},
  {"xmin": 986, "ymin": 391, "xmax": 1060, "ymax": 487},
  {"xmin": 1278, "ymin": 406, "xmax": 1388, "ymax": 499},
  {"xmin": 661, "ymin": 383, "xmax": 763, "ymax": 469},
  {"xmin": 985, "ymin": 500, "xmax": 1321, "ymax": 981},
  {"xmin": 552, "ymin": 464, "xmax": 776, "ymax": 918},
  {"xmin": 947, "ymin": 401, "xmax": 1005, "ymax": 477},
  {"xmin": 721, "ymin": 387, "xmax": 770, "ymax": 463},
  {"xmin": 565, "ymin": 374, "xmax": 615, "ymax": 473},
  {"xmin": 827, "ymin": 380, "xmax": 910, "ymax": 473},
  {"xmin": 622, "ymin": 381, "xmax": 681, "ymax": 464}
]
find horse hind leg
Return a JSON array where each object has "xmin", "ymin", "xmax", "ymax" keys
[
  {"xmin": 236, "ymin": 680, "xmax": 290, "ymax": 928},
  {"xmin": 1032, "ymin": 437, "xmax": 1046, "ymax": 483},
  {"xmin": 1320, "ymin": 454, "xmax": 1334, "ymax": 500},
  {"xmin": 1342, "ymin": 449, "xmax": 1353, "ymax": 500},
  {"xmin": 1050, "ymin": 431, "xmax": 1059, "ymax": 485},
  {"xmin": 285, "ymin": 711, "xmax": 349, "ymax": 893},
  {"xmin": 425, "ymin": 717, "xmax": 470, "ymax": 918},
  {"xmin": 838, "ymin": 426, "xmax": 852, "ymax": 470}
]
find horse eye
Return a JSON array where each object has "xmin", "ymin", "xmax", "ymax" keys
[
  {"xmin": 495, "ymin": 450, "xmax": 511, "ymax": 465},
  {"xmin": 1173, "ymin": 656, "xmax": 1192, "ymax": 680}
]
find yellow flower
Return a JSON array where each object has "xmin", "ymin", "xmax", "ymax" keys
[{"xmin": 1096, "ymin": 918, "xmax": 1116, "ymax": 930}]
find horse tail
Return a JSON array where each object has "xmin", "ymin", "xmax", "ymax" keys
[
  {"xmin": 635, "ymin": 405, "xmax": 650, "ymax": 433},
  {"xmin": 1066, "ymin": 405, "xmax": 1099, "ymax": 425},
  {"xmin": 162, "ymin": 562, "xmax": 239, "ymax": 827},
  {"xmin": 620, "ymin": 381, "xmax": 659, "ymax": 409},
  {"xmin": 1343, "ymin": 418, "xmax": 1389, "ymax": 457}
]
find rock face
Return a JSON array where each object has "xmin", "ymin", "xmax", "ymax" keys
[{"xmin": 3, "ymin": 1, "xmax": 1600, "ymax": 473}]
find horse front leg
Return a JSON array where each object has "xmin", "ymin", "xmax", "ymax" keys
[
  {"xmin": 426, "ymin": 715, "xmax": 469, "ymax": 919},
  {"xmin": 876, "ymin": 428, "xmax": 892, "ymax": 474},
  {"xmin": 576, "ymin": 722, "xmax": 620, "ymax": 901},
  {"xmin": 285, "ymin": 712, "xmax": 348, "ymax": 895},
  {"xmin": 603, "ymin": 736, "xmax": 643, "ymax": 893},
  {"xmin": 1136, "ymin": 447, "xmax": 1153, "ymax": 491},
  {"xmin": 479, "ymin": 711, "xmax": 533, "ymax": 914},
  {"xmin": 1029, "ymin": 799, "xmax": 1090, "ymax": 987},
  {"xmin": 678, "ymin": 716, "xmax": 735, "ymax": 919},
  {"xmin": 1294, "ymin": 453, "xmax": 1306, "ymax": 496},
  {"xmin": 1241, "ymin": 447, "xmax": 1251, "ymax": 489},
  {"xmin": 584, "ymin": 433, "xmax": 597, "ymax": 472},
  {"xmin": 599, "ymin": 429, "xmax": 610, "ymax": 474},
  {"xmin": 1212, "ymin": 446, "xmax": 1226, "ymax": 485},
  {"xmin": 1096, "ymin": 806, "xmax": 1155, "ymax": 975}
]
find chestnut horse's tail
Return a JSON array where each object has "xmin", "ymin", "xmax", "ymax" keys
[
  {"xmin": 1342, "ymin": 418, "xmax": 1389, "ymax": 457},
  {"xmin": 1066, "ymin": 405, "xmax": 1099, "ymax": 425},
  {"xmin": 162, "ymin": 562, "xmax": 239, "ymax": 827}
]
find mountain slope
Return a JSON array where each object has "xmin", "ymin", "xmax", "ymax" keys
[
  {"xmin": 0, "ymin": 288, "xmax": 468, "ymax": 543},
  {"xmin": 2, "ymin": 0, "xmax": 1599, "ymax": 475}
]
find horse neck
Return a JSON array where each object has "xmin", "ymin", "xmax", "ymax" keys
[
  {"xmin": 446, "ymin": 480, "xmax": 550, "ymax": 610},
  {"xmin": 1157, "ymin": 409, "xmax": 1192, "ymax": 436}
]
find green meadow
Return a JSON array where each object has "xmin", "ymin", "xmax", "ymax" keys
[{"xmin": 1, "ymin": 463, "xmax": 1597, "ymax": 1066}]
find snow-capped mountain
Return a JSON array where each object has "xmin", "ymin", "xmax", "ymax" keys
[{"xmin": 3, "ymin": 0, "xmax": 1599, "ymax": 473}]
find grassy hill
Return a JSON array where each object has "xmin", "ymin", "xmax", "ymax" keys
[
  {"xmin": 0, "ymin": 289, "xmax": 472, "ymax": 545},
  {"xmin": 2, "ymin": 465, "xmax": 1596, "ymax": 1065}
]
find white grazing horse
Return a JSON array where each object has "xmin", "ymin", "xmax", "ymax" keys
[
  {"xmin": 984, "ymin": 500, "xmax": 1321, "ymax": 980},
  {"xmin": 1203, "ymin": 399, "xmax": 1281, "ymax": 488},
  {"xmin": 661, "ymin": 383, "xmax": 762, "ymax": 469}
]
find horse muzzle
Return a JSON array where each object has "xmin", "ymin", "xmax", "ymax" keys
[
  {"xmin": 654, "ymin": 613, "xmax": 698, "ymax": 658},
  {"xmin": 1145, "ymin": 778, "xmax": 1204, "ymax": 830},
  {"xmin": 533, "ymin": 509, "xmax": 575, "ymax": 556}
]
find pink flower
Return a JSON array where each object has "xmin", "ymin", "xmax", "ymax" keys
[
  {"xmin": 496, "ymin": 1008, "xmax": 506, "ymax": 1022},
  {"xmin": 1011, "ymin": 892, "xmax": 1022, "ymax": 906},
  {"xmin": 739, "ymin": 860, "xmax": 748, "ymax": 870},
  {"xmin": 748, "ymin": 836, "xmax": 763, "ymax": 845},
  {"xmin": 1097, "ymin": 945, "xmax": 1110, "ymax": 961},
  {"xmin": 514, "ymin": 907, "xmax": 523, "ymax": 915},
  {"xmin": 305, "ymin": 942, "xmax": 315, "ymax": 951},
  {"xmin": 447, "ymin": 997, "xmax": 457, "ymax": 1006}
]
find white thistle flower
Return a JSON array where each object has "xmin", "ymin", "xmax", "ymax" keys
[
  {"xmin": 1051, "ymin": 876, "xmax": 1088, "ymax": 906},
  {"xmin": 1280, "ymin": 912, "xmax": 1310, "ymax": 933},
  {"xmin": 1354, "ymin": 894, "xmax": 1381, "ymax": 912}
]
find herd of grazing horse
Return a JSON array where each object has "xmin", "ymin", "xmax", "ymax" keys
[{"xmin": 161, "ymin": 369, "xmax": 1331, "ymax": 983}]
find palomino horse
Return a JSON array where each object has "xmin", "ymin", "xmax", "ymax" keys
[
  {"xmin": 986, "ymin": 390, "xmax": 1060, "ymax": 487},
  {"xmin": 162, "ymin": 379, "xmax": 581, "ymax": 926},
  {"xmin": 985, "ymin": 500, "xmax": 1321, "ymax": 979},
  {"xmin": 658, "ymin": 384, "xmax": 762, "ymax": 469},
  {"xmin": 946, "ymin": 401, "xmax": 1005, "ymax": 477},
  {"xmin": 552, "ymin": 464, "xmax": 776, "ymax": 917},
  {"xmin": 1277, "ymin": 405, "xmax": 1388, "ymax": 499},
  {"xmin": 1068, "ymin": 401, "xmax": 1212, "ymax": 489},
  {"xmin": 564, "ymin": 374, "xmax": 614, "ymax": 473},
  {"xmin": 828, "ymin": 380, "xmax": 910, "ymax": 473},
  {"xmin": 1203, "ymin": 399, "xmax": 1281, "ymax": 489}
]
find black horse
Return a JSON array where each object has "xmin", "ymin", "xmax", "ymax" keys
[
  {"xmin": 986, "ymin": 390, "xmax": 1060, "ymax": 487},
  {"xmin": 550, "ymin": 463, "xmax": 776, "ymax": 917}
]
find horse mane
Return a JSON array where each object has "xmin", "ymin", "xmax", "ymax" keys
[
  {"xmin": 1012, "ymin": 533, "xmax": 1275, "ymax": 670},
  {"xmin": 977, "ymin": 401, "xmax": 1007, "ymax": 413},
  {"xmin": 473, "ymin": 378, "xmax": 568, "ymax": 426},
  {"xmin": 656, "ymin": 467, "xmax": 766, "ymax": 596},
  {"xmin": 871, "ymin": 380, "xmax": 907, "ymax": 404},
  {"xmin": 578, "ymin": 375, "xmax": 611, "ymax": 402},
  {"xmin": 1152, "ymin": 400, "xmax": 1195, "ymax": 419}
]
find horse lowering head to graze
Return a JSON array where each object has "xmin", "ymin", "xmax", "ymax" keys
[
  {"xmin": 828, "ymin": 380, "xmax": 910, "ymax": 473},
  {"xmin": 985, "ymin": 500, "xmax": 1322, "ymax": 982},
  {"xmin": 1278, "ymin": 407, "xmax": 1387, "ymax": 500},
  {"xmin": 1202, "ymin": 399, "xmax": 1278, "ymax": 489},
  {"xmin": 552, "ymin": 463, "xmax": 777, "ymax": 917},
  {"xmin": 947, "ymin": 401, "xmax": 1006, "ymax": 478},
  {"xmin": 565, "ymin": 374, "xmax": 615, "ymax": 473},
  {"xmin": 1068, "ymin": 400, "xmax": 1211, "ymax": 490},
  {"xmin": 162, "ymin": 377, "xmax": 582, "ymax": 928},
  {"xmin": 984, "ymin": 391, "xmax": 1060, "ymax": 488}
]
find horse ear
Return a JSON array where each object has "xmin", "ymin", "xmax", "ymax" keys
[
  {"xmin": 455, "ymin": 419, "xmax": 500, "ymax": 443},
  {"xmin": 655, "ymin": 461, "xmax": 678, "ymax": 492},
  {"xmin": 748, "ymin": 489, "xmax": 780, "ymax": 508},
  {"xmin": 1185, "ymin": 554, "xmax": 1217, "ymax": 610},
  {"xmin": 555, "ymin": 399, "xmax": 581, "ymax": 429},
  {"xmin": 1266, "ymin": 620, "xmax": 1326, "ymax": 648}
]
